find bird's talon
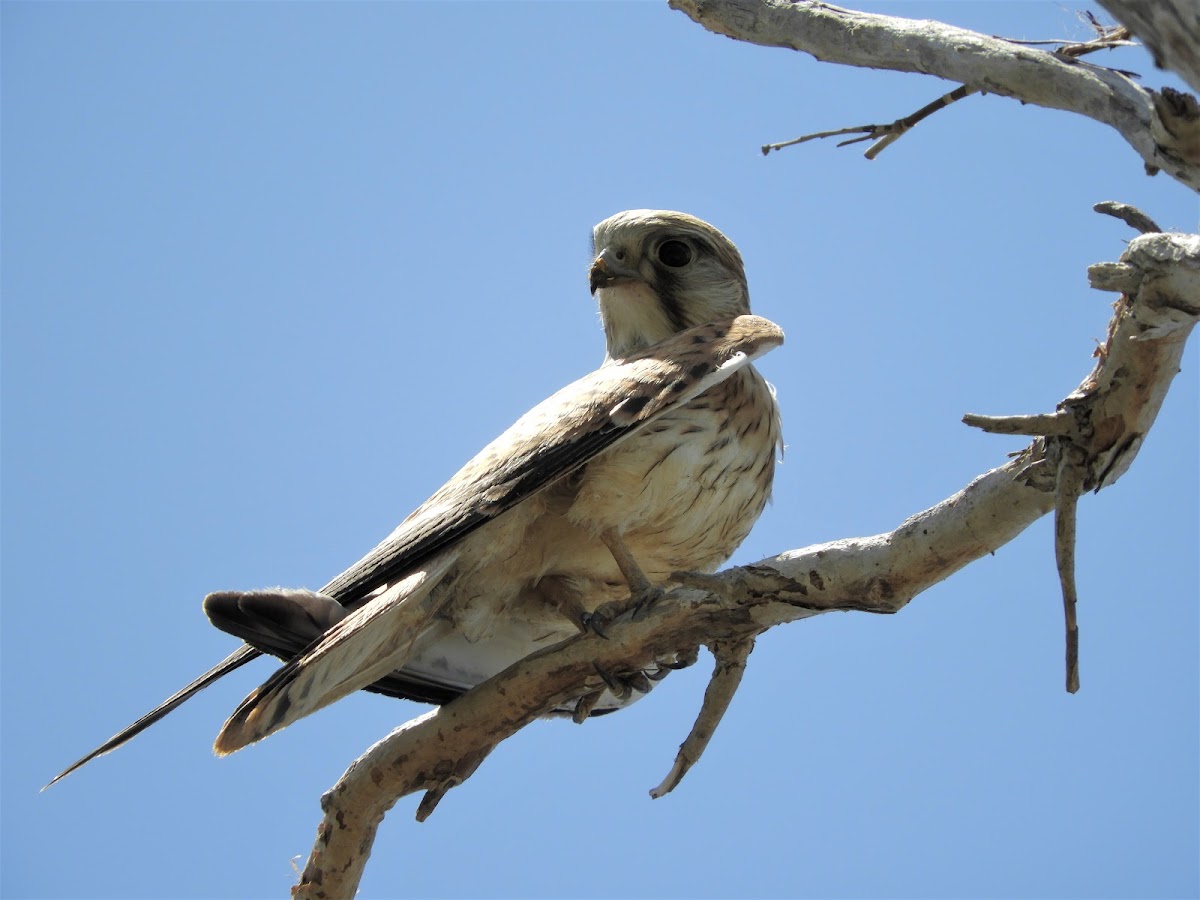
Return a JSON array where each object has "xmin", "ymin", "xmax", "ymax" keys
[
  {"xmin": 659, "ymin": 646, "xmax": 700, "ymax": 670},
  {"xmin": 573, "ymin": 689, "xmax": 604, "ymax": 723},
  {"xmin": 583, "ymin": 599, "xmax": 633, "ymax": 636},
  {"xmin": 591, "ymin": 662, "xmax": 660, "ymax": 700},
  {"xmin": 592, "ymin": 662, "xmax": 632, "ymax": 700},
  {"xmin": 626, "ymin": 671, "xmax": 653, "ymax": 694},
  {"xmin": 581, "ymin": 612, "xmax": 612, "ymax": 639}
]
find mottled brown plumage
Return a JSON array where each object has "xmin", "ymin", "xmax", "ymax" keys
[{"xmin": 49, "ymin": 210, "xmax": 783, "ymax": 782}]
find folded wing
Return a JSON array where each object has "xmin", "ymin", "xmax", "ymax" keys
[{"xmin": 214, "ymin": 315, "xmax": 785, "ymax": 753}]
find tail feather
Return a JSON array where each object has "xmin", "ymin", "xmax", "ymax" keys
[
  {"xmin": 204, "ymin": 588, "xmax": 349, "ymax": 660},
  {"xmin": 214, "ymin": 551, "xmax": 458, "ymax": 755},
  {"xmin": 44, "ymin": 645, "xmax": 260, "ymax": 789}
]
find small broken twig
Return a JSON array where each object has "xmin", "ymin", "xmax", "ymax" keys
[
  {"xmin": 1093, "ymin": 201, "xmax": 1163, "ymax": 234},
  {"xmin": 1054, "ymin": 19, "xmax": 1135, "ymax": 65},
  {"xmin": 650, "ymin": 637, "xmax": 755, "ymax": 799},
  {"xmin": 962, "ymin": 412, "xmax": 1073, "ymax": 437}
]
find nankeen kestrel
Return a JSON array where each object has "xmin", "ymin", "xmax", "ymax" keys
[{"xmin": 51, "ymin": 210, "xmax": 783, "ymax": 783}]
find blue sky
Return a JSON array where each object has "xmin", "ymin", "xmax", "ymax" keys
[{"xmin": 3, "ymin": 2, "xmax": 1196, "ymax": 898}]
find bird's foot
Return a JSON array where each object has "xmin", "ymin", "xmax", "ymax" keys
[
  {"xmin": 581, "ymin": 584, "xmax": 665, "ymax": 637},
  {"xmin": 571, "ymin": 648, "xmax": 698, "ymax": 721},
  {"xmin": 592, "ymin": 662, "xmax": 654, "ymax": 700}
]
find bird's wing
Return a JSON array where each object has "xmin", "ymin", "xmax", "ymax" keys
[
  {"xmin": 317, "ymin": 314, "xmax": 784, "ymax": 605},
  {"xmin": 213, "ymin": 314, "xmax": 785, "ymax": 753}
]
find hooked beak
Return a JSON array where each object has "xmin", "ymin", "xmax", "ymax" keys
[{"xmin": 589, "ymin": 247, "xmax": 639, "ymax": 295}]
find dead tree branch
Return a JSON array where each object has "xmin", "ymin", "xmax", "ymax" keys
[
  {"xmin": 293, "ymin": 224, "xmax": 1200, "ymax": 900},
  {"xmin": 670, "ymin": 0, "xmax": 1200, "ymax": 189}
]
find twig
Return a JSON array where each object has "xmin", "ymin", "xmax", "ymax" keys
[
  {"xmin": 1054, "ymin": 447, "xmax": 1086, "ymax": 694},
  {"xmin": 1001, "ymin": 21, "xmax": 1139, "ymax": 74},
  {"xmin": 763, "ymin": 86, "xmax": 977, "ymax": 160},
  {"xmin": 1054, "ymin": 21, "xmax": 1134, "ymax": 62},
  {"xmin": 650, "ymin": 638, "xmax": 755, "ymax": 799}
]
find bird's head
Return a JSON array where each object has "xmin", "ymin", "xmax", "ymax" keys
[{"xmin": 589, "ymin": 210, "xmax": 750, "ymax": 360}]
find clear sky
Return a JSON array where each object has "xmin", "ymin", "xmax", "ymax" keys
[{"xmin": 3, "ymin": 2, "xmax": 1196, "ymax": 898}]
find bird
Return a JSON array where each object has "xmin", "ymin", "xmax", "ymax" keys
[{"xmin": 48, "ymin": 209, "xmax": 784, "ymax": 785}]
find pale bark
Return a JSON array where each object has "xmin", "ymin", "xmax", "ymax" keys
[
  {"xmin": 293, "ymin": 228, "xmax": 1200, "ymax": 900},
  {"xmin": 669, "ymin": 0, "xmax": 1200, "ymax": 189}
]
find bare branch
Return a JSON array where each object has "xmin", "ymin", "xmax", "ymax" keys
[
  {"xmin": 670, "ymin": 0, "xmax": 1200, "ymax": 190},
  {"xmin": 293, "ymin": 229, "xmax": 1200, "ymax": 900}
]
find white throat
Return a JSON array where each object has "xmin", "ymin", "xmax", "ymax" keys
[{"xmin": 596, "ymin": 282, "xmax": 678, "ymax": 361}]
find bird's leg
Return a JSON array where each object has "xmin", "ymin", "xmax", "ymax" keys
[
  {"xmin": 600, "ymin": 528, "xmax": 656, "ymax": 600},
  {"xmin": 569, "ymin": 530, "xmax": 681, "ymax": 710},
  {"xmin": 582, "ymin": 528, "xmax": 665, "ymax": 636}
]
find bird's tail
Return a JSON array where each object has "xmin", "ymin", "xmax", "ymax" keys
[
  {"xmin": 44, "ymin": 645, "xmax": 261, "ymax": 789},
  {"xmin": 213, "ymin": 552, "xmax": 458, "ymax": 755}
]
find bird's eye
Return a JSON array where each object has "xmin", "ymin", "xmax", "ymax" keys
[{"xmin": 657, "ymin": 240, "xmax": 692, "ymax": 268}]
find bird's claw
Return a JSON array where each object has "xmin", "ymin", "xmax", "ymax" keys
[
  {"xmin": 572, "ymin": 689, "xmax": 605, "ymax": 723},
  {"xmin": 581, "ymin": 584, "xmax": 665, "ymax": 637},
  {"xmin": 657, "ymin": 645, "xmax": 700, "ymax": 671},
  {"xmin": 592, "ymin": 662, "xmax": 633, "ymax": 700},
  {"xmin": 581, "ymin": 602, "xmax": 621, "ymax": 638},
  {"xmin": 591, "ymin": 662, "xmax": 656, "ymax": 701}
]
